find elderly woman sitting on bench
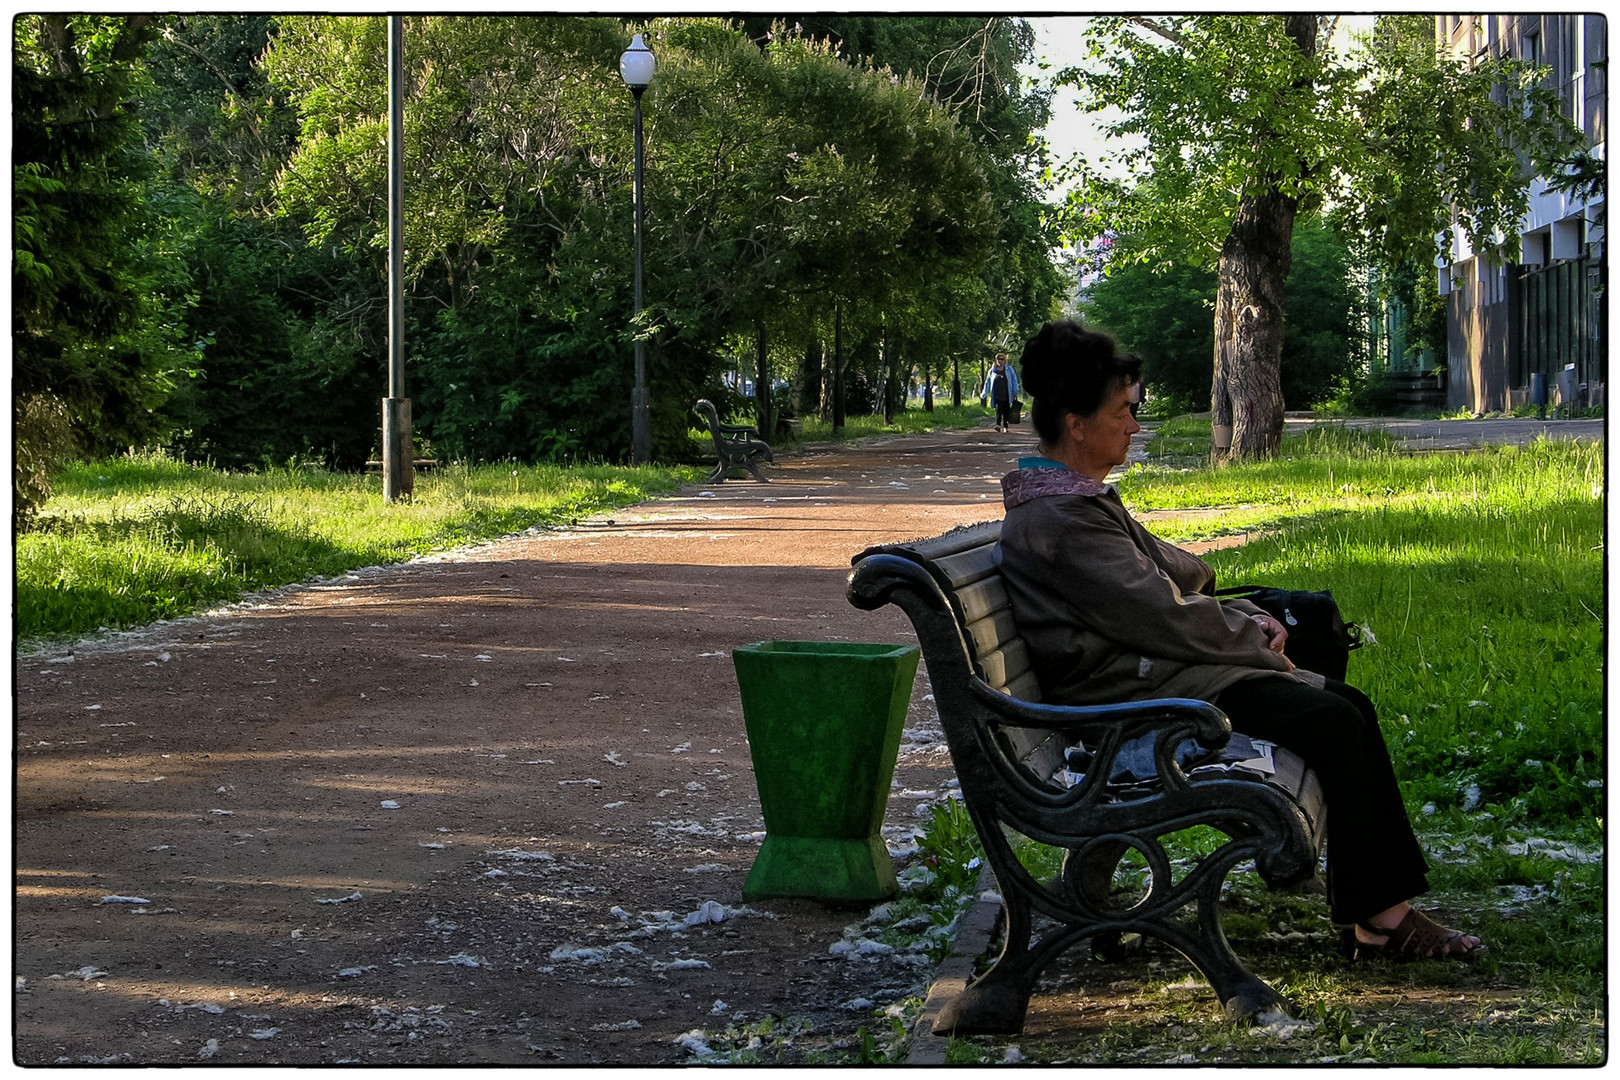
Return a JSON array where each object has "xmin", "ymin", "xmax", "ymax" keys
[{"xmin": 993, "ymin": 318, "xmax": 1482, "ymax": 962}]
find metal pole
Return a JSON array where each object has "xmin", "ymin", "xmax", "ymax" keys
[
  {"xmin": 382, "ymin": 14, "xmax": 413, "ymax": 501},
  {"xmin": 630, "ymin": 86, "xmax": 651, "ymax": 465}
]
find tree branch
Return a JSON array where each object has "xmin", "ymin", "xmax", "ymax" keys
[
  {"xmin": 1317, "ymin": 15, "xmax": 1342, "ymax": 52},
  {"xmin": 161, "ymin": 22, "xmax": 265, "ymax": 147},
  {"xmin": 1124, "ymin": 16, "xmax": 1188, "ymax": 49}
]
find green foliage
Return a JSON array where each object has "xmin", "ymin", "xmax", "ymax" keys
[
  {"xmin": 18, "ymin": 15, "xmax": 1061, "ymax": 468},
  {"xmin": 13, "ymin": 14, "xmax": 187, "ymax": 466},
  {"xmin": 915, "ymin": 799, "xmax": 986, "ymax": 892},
  {"xmin": 16, "ymin": 451, "xmax": 697, "ymax": 642},
  {"xmin": 1278, "ymin": 218, "xmax": 1362, "ymax": 408},
  {"xmin": 13, "ymin": 395, "xmax": 78, "ymax": 530},
  {"xmin": 1315, "ymin": 370, "xmax": 1407, "ymax": 417},
  {"xmin": 1058, "ymin": 16, "xmax": 1582, "ymax": 272},
  {"xmin": 1384, "ymin": 256, "xmax": 1448, "ymax": 370},
  {"xmin": 1083, "ymin": 218, "xmax": 1362, "ymax": 413},
  {"xmin": 1053, "ymin": 15, "xmax": 1588, "ymax": 459},
  {"xmin": 237, "ymin": 15, "xmax": 1045, "ymax": 463},
  {"xmin": 1080, "ymin": 245, "xmax": 1217, "ymax": 415}
]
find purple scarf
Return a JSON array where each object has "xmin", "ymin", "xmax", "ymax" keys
[{"xmin": 1001, "ymin": 465, "xmax": 1108, "ymax": 509}]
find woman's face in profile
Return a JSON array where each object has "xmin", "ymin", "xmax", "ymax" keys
[{"xmin": 1072, "ymin": 382, "xmax": 1141, "ymax": 477}]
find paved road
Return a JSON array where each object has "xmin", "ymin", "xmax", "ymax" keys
[{"xmin": 1283, "ymin": 415, "xmax": 1604, "ymax": 449}]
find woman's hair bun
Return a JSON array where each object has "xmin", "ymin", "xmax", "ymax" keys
[{"xmin": 1017, "ymin": 323, "xmax": 1063, "ymax": 398}]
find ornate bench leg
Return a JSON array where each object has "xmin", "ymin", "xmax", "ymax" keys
[
  {"xmin": 744, "ymin": 458, "xmax": 770, "ymax": 482},
  {"xmin": 1066, "ymin": 837, "xmax": 1288, "ymax": 1021},
  {"xmin": 935, "ymin": 959, "xmax": 1034, "ymax": 1036},
  {"xmin": 1147, "ymin": 889, "xmax": 1289, "ymax": 1021},
  {"xmin": 934, "ymin": 891, "xmax": 1037, "ymax": 1036}
]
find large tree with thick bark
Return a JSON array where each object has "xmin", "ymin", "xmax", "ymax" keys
[{"xmin": 1056, "ymin": 15, "xmax": 1581, "ymax": 460}]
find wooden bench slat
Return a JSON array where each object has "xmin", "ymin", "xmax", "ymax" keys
[
  {"xmin": 952, "ymin": 575, "xmax": 1011, "ymax": 625},
  {"xmin": 875, "ymin": 520, "xmax": 1002, "ymax": 565},
  {"xmin": 1003, "ymin": 669, "xmax": 1044, "ymax": 704},
  {"xmin": 996, "ymin": 726, "xmax": 1066, "ymax": 787},
  {"xmin": 932, "ymin": 544, "xmax": 1002, "ymax": 589},
  {"xmin": 976, "ymin": 637, "xmax": 1031, "ymax": 692},
  {"xmin": 964, "ymin": 607, "xmax": 1020, "ymax": 664}
]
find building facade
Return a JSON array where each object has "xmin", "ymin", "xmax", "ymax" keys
[{"xmin": 1436, "ymin": 15, "xmax": 1606, "ymax": 413}]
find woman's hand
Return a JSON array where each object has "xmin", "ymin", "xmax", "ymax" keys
[{"xmin": 1251, "ymin": 612, "xmax": 1289, "ymax": 655}]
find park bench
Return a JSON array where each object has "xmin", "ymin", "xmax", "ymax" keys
[
  {"xmin": 847, "ymin": 520, "xmax": 1327, "ymax": 1034},
  {"xmin": 693, "ymin": 399, "xmax": 773, "ymax": 483}
]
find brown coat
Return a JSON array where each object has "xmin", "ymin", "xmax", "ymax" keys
[{"xmin": 996, "ymin": 467, "xmax": 1319, "ymax": 707}]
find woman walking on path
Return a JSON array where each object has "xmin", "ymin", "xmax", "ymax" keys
[{"xmin": 980, "ymin": 351, "xmax": 1020, "ymax": 432}]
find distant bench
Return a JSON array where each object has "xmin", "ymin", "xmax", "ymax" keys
[
  {"xmin": 693, "ymin": 399, "xmax": 773, "ymax": 483},
  {"xmin": 847, "ymin": 520, "xmax": 1327, "ymax": 1034}
]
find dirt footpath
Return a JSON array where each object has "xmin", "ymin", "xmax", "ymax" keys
[{"xmin": 14, "ymin": 426, "xmax": 1045, "ymax": 1065}]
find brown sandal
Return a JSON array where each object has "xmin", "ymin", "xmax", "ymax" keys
[{"xmin": 1355, "ymin": 907, "xmax": 1485, "ymax": 963}]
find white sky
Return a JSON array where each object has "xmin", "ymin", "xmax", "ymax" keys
[{"xmin": 1025, "ymin": 16, "xmax": 1112, "ymax": 198}]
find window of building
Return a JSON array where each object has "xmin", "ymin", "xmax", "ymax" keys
[{"xmin": 1564, "ymin": 17, "xmax": 1585, "ymax": 129}]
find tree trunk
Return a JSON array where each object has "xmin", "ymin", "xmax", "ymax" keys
[
  {"xmin": 951, "ymin": 354, "xmax": 962, "ymax": 408},
  {"xmin": 923, "ymin": 359, "xmax": 934, "ymax": 412},
  {"xmin": 1212, "ymin": 188, "xmax": 1296, "ymax": 461},
  {"xmin": 831, "ymin": 303, "xmax": 845, "ymax": 430},
  {"xmin": 799, "ymin": 335, "xmax": 820, "ymax": 418},
  {"xmin": 1210, "ymin": 14, "xmax": 1317, "ymax": 463},
  {"xmin": 754, "ymin": 323, "xmax": 771, "ymax": 437},
  {"xmin": 882, "ymin": 329, "xmax": 897, "ymax": 425}
]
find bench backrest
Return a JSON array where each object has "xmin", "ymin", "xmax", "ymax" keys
[
  {"xmin": 862, "ymin": 521, "xmax": 1067, "ymax": 785},
  {"xmin": 692, "ymin": 399, "xmax": 728, "ymax": 439}
]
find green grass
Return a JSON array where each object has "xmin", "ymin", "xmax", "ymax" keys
[
  {"xmin": 1142, "ymin": 414, "xmax": 1216, "ymax": 459},
  {"xmin": 793, "ymin": 402, "xmax": 993, "ymax": 441},
  {"xmin": 17, "ymin": 451, "xmax": 701, "ymax": 643}
]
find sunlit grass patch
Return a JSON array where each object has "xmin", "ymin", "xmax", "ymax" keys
[
  {"xmin": 796, "ymin": 403, "xmax": 992, "ymax": 440},
  {"xmin": 19, "ymin": 451, "xmax": 700, "ymax": 643}
]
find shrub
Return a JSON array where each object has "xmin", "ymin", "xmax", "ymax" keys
[{"xmin": 14, "ymin": 394, "xmax": 77, "ymax": 531}]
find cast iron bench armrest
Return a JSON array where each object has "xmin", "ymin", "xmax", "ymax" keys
[
  {"xmin": 962, "ymin": 679, "xmax": 1232, "ymax": 800},
  {"xmin": 715, "ymin": 422, "xmax": 763, "ymax": 438}
]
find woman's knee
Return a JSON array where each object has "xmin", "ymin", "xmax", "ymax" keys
[{"xmin": 1323, "ymin": 679, "xmax": 1378, "ymax": 727}]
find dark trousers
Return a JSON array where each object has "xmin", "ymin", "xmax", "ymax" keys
[
  {"xmin": 1213, "ymin": 676, "xmax": 1430, "ymax": 924},
  {"xmin": 995, "ymin": 401, "xmax": 1014, "ymax": 428}
]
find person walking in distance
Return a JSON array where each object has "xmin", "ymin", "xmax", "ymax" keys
[{"xmin": 981, "ymin": 351, "xmax": 1020, "ymax": 433}]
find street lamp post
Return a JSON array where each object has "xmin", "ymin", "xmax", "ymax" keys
[
  {"xmin": 620, "ymin": 34, "xmax": 656, "ymax": 465},
  {"xmin": 382, "ymin": 14, "xmax": 413, "ymax": 502}
]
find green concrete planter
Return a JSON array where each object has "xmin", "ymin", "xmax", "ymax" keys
[{"xmin": 733, "ymin": 640, "xmax": 921, "ymax": 903}]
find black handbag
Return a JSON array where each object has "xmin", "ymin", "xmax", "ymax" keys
[{"xmin": 1215, "ymin": 585, "xmax": 1363, "ymax": 682}]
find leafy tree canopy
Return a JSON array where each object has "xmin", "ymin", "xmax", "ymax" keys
[
  {"xmin": 1051, "ymin": 15, "xmax": 1584, "ymax": 459},
  {"xmin": 14, "ymin": 14, "xmax": 187, "ymax": 465}
]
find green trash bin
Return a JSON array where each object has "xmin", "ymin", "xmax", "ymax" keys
[{"xmin": 733, "ymin": 640, "xmax": 921, "ymax": 903}]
